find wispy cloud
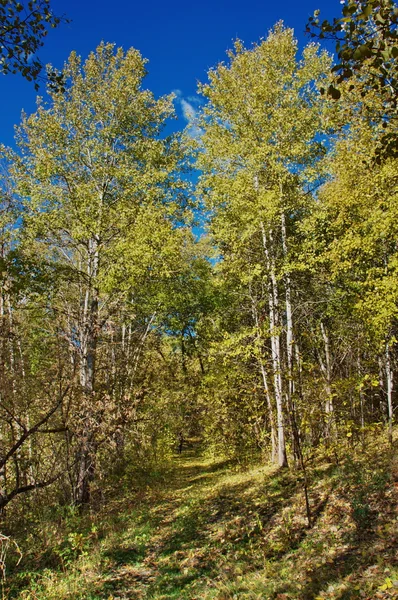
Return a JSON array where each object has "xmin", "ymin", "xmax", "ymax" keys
[
  {"xmin": 186, "ymin": 96, "xmax": 201, "ymax": 105},
  {"xmin": 173, "ymin": 92, "xmax": 203, "ymax": 139},
  {"xmin": 181, "ymin": 99, "xmax": 197, "ymax": 121}
]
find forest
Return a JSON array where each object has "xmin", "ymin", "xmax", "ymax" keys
[{"xmin": 0, "ymin": 0, "xmax": 397, "ymax": 598}]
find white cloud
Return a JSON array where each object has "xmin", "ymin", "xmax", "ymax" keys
[
  {"xmin": 181, "ymin": 99, "xmax": 197, "ymax": 122},
  {"xmin": 186, "ymin": 95, "xmax": 201, "ymax": 105},
  {"xmin": 172, "ymin": 91, "xmax": 203, "ymax": 139}
]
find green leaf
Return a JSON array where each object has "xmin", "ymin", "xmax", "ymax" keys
[{"xmin": 328, "ymin": 85, "xmax": 341, "ymax": 100}]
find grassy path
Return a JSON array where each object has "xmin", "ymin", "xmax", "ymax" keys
[
  {"xmin": 10, "ymin": 439, "xmax": 398, "ymax": 599},
  {"xmin": 98, "ymin": 449, "xmax": 266, "ymax": 599}
]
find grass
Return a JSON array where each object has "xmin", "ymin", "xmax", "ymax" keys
[{"xmin": 2, "ymin": 433, "xmax": 398, "ymax": 599}]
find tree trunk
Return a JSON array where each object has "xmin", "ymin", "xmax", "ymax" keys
[
  {"xmin": 320, "ymin": 321, "xmax": 334, "ymax": 440},
  {"xmin": 75, "ymin": 238, "xmax": 99, "ymax": 506},
  {"xmin": 280, "ymin": 208, "xmax": 299, "ymax": 463},
  {"xmin": 250, "ymin": 291, "xmax": 277, "ymax": 463},
  {"xmin": 260, "ymin": 220, "xmax": 288, "ymax": 468},
  {"xmin": 385, "ymin": 341, "xmax": 393, "ymax": 445}
]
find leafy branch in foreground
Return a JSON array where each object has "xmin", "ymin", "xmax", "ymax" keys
[
  {"xmin": 307, "ymin": 0, "xmax": 398, "ymax": 161},
  {"xmin": 0, "ymin": 0, "xmax": 66, "ymax": 88}
]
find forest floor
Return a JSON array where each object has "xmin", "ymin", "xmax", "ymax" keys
[{"xmin": 4, "ymin": 433, "xmax": 398, "ymax": 600}]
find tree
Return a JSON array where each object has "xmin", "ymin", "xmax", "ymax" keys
[
  {"xmin": 0, "ymin": 0, "xmax": 64, "ymax": 88},
  {"xmin": 302, "ymin": 103, "xmax": 398, "ymax": 444},
  {"xmin": 0, "ymin": 159, "xmax": 74, "ymax": 511},
  {"xmin": 11, "ymin": 42, "xmax": 186, "ymax": 504},
  {"xmin": 195, "ymin": 24, "xmax": 330, "ymax": 467}
]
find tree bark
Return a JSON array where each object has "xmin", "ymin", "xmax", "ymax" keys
[
  {"xmin": 75, "ymin": 237, "xmax": 100, "ymax": 506},
  {"xmin": 280, "ymin": 208, "xmax": 299, "ymax": 463},
  {"xmin": 320, "ymin": 321, "xmax": 334, "ymax": 440},
  {"xmin": 250, "ymin": 291, "xmax": 277, "ymax": 463},
  {"xmin": 260, "ymin": 220, "xmax": 288, "ymax": 468},
  {"xmin": 385, "ymin": 341, "xmax": 393, "ymax": 446}
]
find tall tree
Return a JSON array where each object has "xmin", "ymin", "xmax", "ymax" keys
[
  {"xmin": 11, "ymin": 42, "xmax": 186, "ymax": 504},
  {"xmin": 303, "ymin": 98, "xmax": 398, "ymax": 443},
  {"xmin": 195, "ymin": 24, "xmax": 330, "ymax": 466}
]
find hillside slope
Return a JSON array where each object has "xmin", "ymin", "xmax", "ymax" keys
[{"xmin": 5, "ymin": 434, "xmax": 398, "ymax": 599}]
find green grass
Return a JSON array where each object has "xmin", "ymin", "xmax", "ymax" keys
[{"xmin": 2, "ymin": 435, "xmax": 398, "ymax": 599}]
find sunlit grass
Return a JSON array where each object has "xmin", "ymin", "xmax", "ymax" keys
[{"xmin": 4, "ymin": 432, "xmax": 397, "ymax": 599}]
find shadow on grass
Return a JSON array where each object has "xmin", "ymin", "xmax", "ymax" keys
[
  {"xmin": 273, "ymin": 533, "xmax": 396, "ymax": 600},
  {"xmin": 141, "ymin": 468, "xmax": 305, "ymax": 597},
  {"xmin": 171, "ymin": 457, "xmax": 235, "ymax": 487},
  {"xmin": 103, "ymin": 545, "xmax": 145, "ymax": 565},
  {"xmin": 11, "ymin": 440, "xmax": 396, "ymax": 600}
]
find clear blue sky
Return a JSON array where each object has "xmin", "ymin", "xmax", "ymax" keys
[{"xmin": 0, "ymin": 0, "xmax": 337, "ymax": 147}]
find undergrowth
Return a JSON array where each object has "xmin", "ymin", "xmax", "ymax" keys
[{"xmin": 1, "ymin": 431, "xmax": 397, "ymax": 599}]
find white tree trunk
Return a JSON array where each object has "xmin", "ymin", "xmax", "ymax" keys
[
  {"xmin": 260, "ymin": 220, "xmax": 288, "ymax": 468},
  {"xmin": 385, "ymin": 342, "xmax": 393, "ymax": 445},
  {"xmin": 281, "ymin": 210, "xmax": 293, "ymax": 400},
  {"xmin": 76, "ymin": 236, "xmax": 100, "ymax": 505},
  {"xmin": 280, "ymin": 207, "xmax": 300, "ymax": 462}
]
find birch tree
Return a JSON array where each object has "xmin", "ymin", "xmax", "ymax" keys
[
  {"xmin": 305, "ymin": 93, "xmax": 398, "ymax": 444},
  {"xmin": 195, "ymin": 24, "xmax": 330, "ymax": 466},
  {"xmin": 11, "ymin": 42, "xmax": 186, "ymax": 504}
]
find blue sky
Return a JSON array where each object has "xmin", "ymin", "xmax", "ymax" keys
[{"xmin": 0, "ymin": 0, "xmax": 337, "ymax": 147}]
